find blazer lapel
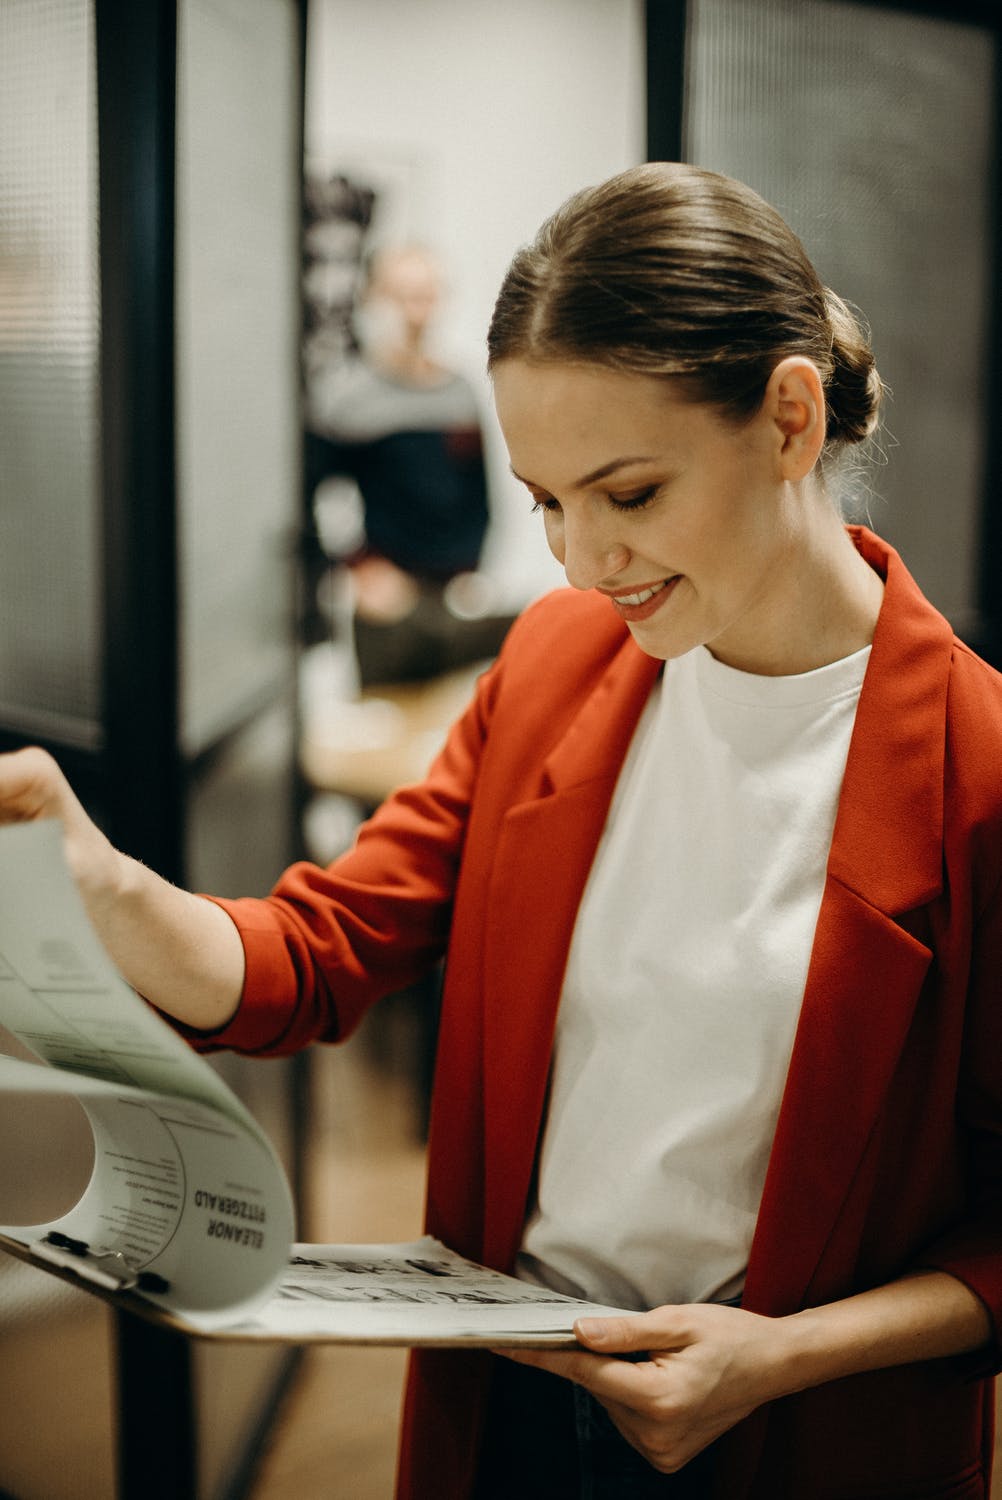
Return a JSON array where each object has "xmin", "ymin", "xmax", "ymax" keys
[
  {"xmin": 481, "ymin": 638, "xmax": 660, "ymax": 1268},
  {"xmin": 743, "ymin": 531, "xmax": 953, "ymax": 1316}
]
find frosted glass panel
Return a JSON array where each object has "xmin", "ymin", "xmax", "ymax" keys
[
  {"xmin": 0, "ymin": 0, "xmax": 101, "ymax": 739},
  {"xmin": 686, "ymin": 0, "xmax": 995, "ymax": 628},
  {"xmin": 175, "ymin": 0, "xmax": 302, "ymax": 756}
]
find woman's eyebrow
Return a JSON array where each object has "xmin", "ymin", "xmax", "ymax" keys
[{"xmin": 509, "ymin": 455, "xmax": 656, "ymax": 490}]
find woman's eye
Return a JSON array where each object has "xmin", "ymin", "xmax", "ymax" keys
[
  {"xmin": 529, "ymin": 486, "xmax": 658, "ymax": 515},
  {"xmin": 609, "ymin": 486, "xmax": 658, "ymax": 513}
]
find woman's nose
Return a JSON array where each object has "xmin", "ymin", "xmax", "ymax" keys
[{"xmin": 559, "ymin": 518, "xmax": 631, "ymax": 591}]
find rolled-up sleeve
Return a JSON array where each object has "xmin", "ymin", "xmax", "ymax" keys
[{"xmin": 171, "ymin": 658, "xmax": 500, "ymax": 1058}]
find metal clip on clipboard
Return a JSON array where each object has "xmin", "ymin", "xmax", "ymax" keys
[{"xmin": 34, "ymin": 1231, "xmax": 170, "ymax": 1294}]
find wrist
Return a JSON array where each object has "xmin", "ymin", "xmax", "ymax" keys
[
  {"xmin": 70, "ymin": 829, "xmax": 134, "ymax": 909},
  {"xmin": 753, "ymin": 1272, "xmax": 992, "ymax": 1401},
  {"xmin": 766, "ymin": 1305, "xmax": 846, "ymax": 1399}
]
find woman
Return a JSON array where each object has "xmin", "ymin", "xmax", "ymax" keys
[{"xmin": 2, "ymin": 164, "xmax": 1000, "ymax": 1499}]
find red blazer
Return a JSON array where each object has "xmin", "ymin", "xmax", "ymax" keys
[{"xmin": 201, "ymin": 529, "xmax": 1002, "ymax": 1499}]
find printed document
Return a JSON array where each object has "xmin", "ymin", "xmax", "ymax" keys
[{"xmin": 0, "ymin": 821, "xmax": 631, "ymax": 1344}]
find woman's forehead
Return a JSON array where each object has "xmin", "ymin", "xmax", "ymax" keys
[{"xmin": 492, "ymin": 359, "xmax": 705, "ymax": 467}]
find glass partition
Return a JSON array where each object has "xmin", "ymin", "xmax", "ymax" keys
[
  {"xmin": 686, "ymin": 0, "xmax": 996, "ymax": 633},
  {"xmin": 0, "ymin": 0, "xmax": 102, "ymax": 746}
]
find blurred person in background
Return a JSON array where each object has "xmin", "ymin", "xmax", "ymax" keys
[{"xmin": 306, "ymin": 242, "xmax": 515, "ymax": 685}]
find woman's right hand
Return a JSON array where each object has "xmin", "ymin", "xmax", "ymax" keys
[
  {"xmin": 0, "ymin": 747, "xmax": 245, "ymax": 1029},
  {"xmin": 0, "ymin": 747, "xmax": 122, "ymax": 899},
  {"xmin": 0, "ymin": 744, "xmax": 82, "ymax": 823}
]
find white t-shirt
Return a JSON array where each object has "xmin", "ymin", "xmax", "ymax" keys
[{"xmin": 516, "ymin": 642, "xmax": 870, "ymax": 1310}]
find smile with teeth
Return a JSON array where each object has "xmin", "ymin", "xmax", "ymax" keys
[{"xmin": 613, "ymin": 580, "xmax": 669, "ymax": 606}]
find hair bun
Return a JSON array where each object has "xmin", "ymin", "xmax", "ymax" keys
[
  {"xmin": 488, "ymin": 164, "xmax": 886, "ymax": 470},
  {"xmin": 823, "ymin": 289, "xmax": 884, "ymax": 446}
]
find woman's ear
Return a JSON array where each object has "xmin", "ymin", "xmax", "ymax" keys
[{"xmin": 765, "ymin": 356, "xmax": 826, "ymax": 481}]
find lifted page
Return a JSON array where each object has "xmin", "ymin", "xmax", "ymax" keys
[{"xmin": 0, "ymin": 822, "xmax": 637, "ymax": 1346}]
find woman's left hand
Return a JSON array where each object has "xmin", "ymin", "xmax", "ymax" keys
[
  {"xmin": 498, "ymin": 1302, "xmax": 790, "ymax": 1474},
  {"xmin": 498, "ymin": 1271, "xmax": 993, "ymax": 1475}
]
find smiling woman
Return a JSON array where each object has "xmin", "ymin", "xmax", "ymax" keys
[
  {"xmin": 1, "ymin": 163, "xmax": 1001, "ymax": 1500},
  {"xmin": 492, "ymin": 357, "xmax": 884, "ymax": 674}
]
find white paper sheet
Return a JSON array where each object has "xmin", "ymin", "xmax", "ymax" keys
[
  {"xmin": 0, "ymin": 822, "xmax": 636, "ymax": 1344},
  {"xmin": 224, "ymin": 1237, "xmax": 635, "ymax": 1344},
  {"xmin": 0, "ymin": 821, "xmax": 294, "ymax": 1329}
]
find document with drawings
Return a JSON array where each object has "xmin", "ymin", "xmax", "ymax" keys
[{"xmin": 0, "ymin": 821, "xmax": 631, "ymax": 1345}]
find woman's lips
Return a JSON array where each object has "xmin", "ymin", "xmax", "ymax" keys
[{"xmin": 602, "ymin": 576, "xmax": 679, "ymax": 622}]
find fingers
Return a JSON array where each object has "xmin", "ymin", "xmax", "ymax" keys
[
  {"xmin": 495, "ymin": 1342, "xmax": 666, "ymax": 1409},
  {"xmin": 497, "ymin": 1304, "xmax": 770, "ymax": 1480},
  {"xmin": 494, "ymin": 1344, "xmax": 717, "ymax": 1476},
  {"xmin": 492, "ymin": 1345, "xmax": 603, "ymax": 1384},
  {"xmin": 0, "ymin": 747, "xmax": 68, "ymax": 824},
  {"xmin": 0, "ymin": 747, "xmax": 117, "ymax": 898},
  {"xmin": 600, "ymin": 1394, "xmax": 715, "ymax": 1476},
  {"xmin": 494, "ymin": 1306, "xmax": 691, "ymax": 1396}
]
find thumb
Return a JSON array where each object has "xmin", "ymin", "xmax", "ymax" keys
[{"xmin": 574, "ymin": 1309, "xmax": 680, "ymax": 1353}]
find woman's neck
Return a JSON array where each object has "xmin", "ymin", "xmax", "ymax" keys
[
  {"xmin": 774, "ymin": 506, "xmax": 885, "ymax": 674},
  {"xmin": 711, "ymin": 499, "xmax": 885, "ymax": 678}
]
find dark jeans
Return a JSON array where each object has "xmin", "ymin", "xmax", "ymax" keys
[{"xmin": 472, "ymin": 1356, "xmax": 718, "ymax": 1499}]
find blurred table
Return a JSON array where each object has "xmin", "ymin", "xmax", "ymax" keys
[{"xmin": 299, "ymin": 663, "xmax": 485, "ymax": 806}]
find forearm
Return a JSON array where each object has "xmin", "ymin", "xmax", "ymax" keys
[
  {"xmin": 771, "ymin": 1271, "xmax": 992, "ymax": 1400},
  {"xmin": 80, "ymin": 845, "xmax": 246, "ymax": 1032}
]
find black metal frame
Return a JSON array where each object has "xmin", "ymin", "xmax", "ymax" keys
[
  {"xmin": 96, "ymin": 0, "xmax": 183, "ymax": 881},
  {"xmin": 94, "ymin": 6, "xmax": 194, "ymax": 1488},
  {"xmin": 92, "ymin": 2, "xmax": 307, "ymax": 1495},
  {"xmin": 644, "ymin": 0, "xmax": 689, "ymax": 163},
  {"xmin": 644, "ymin": 0, "xmax": 1002, "ymax": 664}
]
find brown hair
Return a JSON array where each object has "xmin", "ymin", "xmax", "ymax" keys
[{"xmin": 487, "ymin": 163, "xmax": 883, "ymax": 452}]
